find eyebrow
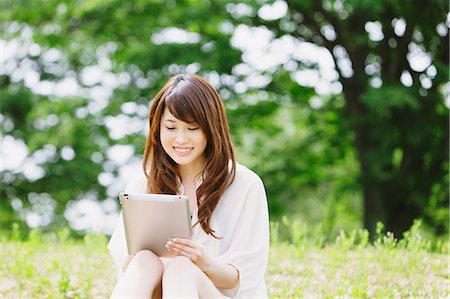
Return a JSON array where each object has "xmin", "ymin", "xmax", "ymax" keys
[{"xmin": 163, "ymin": 119, "xmax": 176, "ymax": 123}]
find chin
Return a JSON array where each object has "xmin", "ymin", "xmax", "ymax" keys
[{"xmin": 170, "ymin": 155, "xmax": 194, "ymax": 165}]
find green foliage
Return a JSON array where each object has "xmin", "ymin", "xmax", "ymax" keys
[
  {"xmin": 272, "ymin": 217, "xmax": 447, "ymax": 254},
  {"xmin": 233, "ymin": 0, "xmax": 449, "ymax": 237},
  {"xmin": 335, "ymin": 228, "xmax": 370, "ymax": 251},
  {"xmin": 399, "ymin": 219, "xmax": 432, "ymax": 252},
  {"xmin": 0, "ymin": 0, "xmax": 447, "ymax": 240},
  {"xmin": 372, "ymin": 219, "xmax": 440, "ymax": 254},
  {"xmin": 361, "ymin": 85, "xmax": 419, "ymax": 118},
  {"xmin": 11, "ymin": 223, "xmax": 22, "ymax": 242},
  {"xmin": 0, "ymin": 0, "xmax": 242, "ymax": 232},
  {"xmin": 270, "ymin": 216, "xmax": 325, "ymax": 251},
  {"xmin": 56, "ymin": 226, "xmax": 71, "ymax": 243},
  {"xmin": 231, "ymin": 94, "xmax": 361, "ymax": 224}
]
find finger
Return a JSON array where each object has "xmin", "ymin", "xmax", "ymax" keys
[
  {"xmin": 167, "ymin": 240, "xmax": 197, "ymax": 252},
  {"xmin": 172, "ymin": 238, "xmax": 204, "ymax": 253},
  {"xmin": 168, "ymin": 242, "xmax": 195, "ymax": 254},
  {"xmin": 165, "ymin": 243, "xmax": 179, "ymax": 254},
  {"xmin": 166, "ymin": 244, "xmax": 195, "ymax": 259},
  {"xmin": 171, "ymin": 238, "xmax": 194, "ymax": 246},
  {"xmin": 166, "ymin": 240, "xmax": 193, "ymax": 250}
]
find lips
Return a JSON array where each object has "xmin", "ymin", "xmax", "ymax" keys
[{"xmin": 174, "ymin": 147, "xmax": 193, "ymax": 155}]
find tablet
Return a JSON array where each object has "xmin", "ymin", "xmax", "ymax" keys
[{"xmin": 119, "ymin": 193, "xmax": 192, "ymax": 257}]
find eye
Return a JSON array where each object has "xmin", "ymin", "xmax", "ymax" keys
[
  {"xmin": 188, "ymin": 127, "xmax": 199, "ymax": 131},
  {"xmin": 165, "ymin": 126, "xmax": 176, "ymax": 131}
]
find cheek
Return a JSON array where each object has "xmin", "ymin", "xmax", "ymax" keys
[
  {"xmin": 160, "ymin": 132, "xmax": 172, "ymax": 150},
  {"xmin": 196, "ymin": 134, "xmax": 207, "ymax": 151}
]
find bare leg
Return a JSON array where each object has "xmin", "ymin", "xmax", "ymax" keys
[
  {"xmin": 111, "ymin": 250, "xmax": 164, "ymax": 299},
  {"xmin": 162, "ymin": 256, "xmax": 230, "ymax": 299}
]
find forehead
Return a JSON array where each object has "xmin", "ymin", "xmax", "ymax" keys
[
  {"xmin": 161, "ymin": 107, "xmax": 194, "ymax": 124},
  {"xmin": 161, "ymin": 107, "xmax": 175, "ymax": 120}
]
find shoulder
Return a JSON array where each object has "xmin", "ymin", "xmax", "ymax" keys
[
  {"xmin": 220, "ymin": 162, "xmax": 267, "ymax": 211},
  {"xmin": 233, "ymin": 162, "xmax": 265, "ymax": 189},
  {"xmin": 124, "ymin": 172, "xmax": 147, "ymax": 193}
]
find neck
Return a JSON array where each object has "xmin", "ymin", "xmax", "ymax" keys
[{"xmin": 178, "ymin": 158, "xmax": 206, "ymax": 185}]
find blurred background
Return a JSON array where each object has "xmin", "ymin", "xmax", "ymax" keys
[{"xmin": 1, "ymin": 0, "xmax": 448, "ymax": 241}]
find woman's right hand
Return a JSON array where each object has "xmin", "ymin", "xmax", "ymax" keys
[{"xmin": 166, "ymin": 238, "xmax": 214, "ymax": 272}]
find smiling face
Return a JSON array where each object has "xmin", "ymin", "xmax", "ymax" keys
[
  {"xmin": 160, "ymin": 107, "xmax": 207, "ymax": 172},
  {"xmin": 143, "ymin": 74, "xmax": 236, "ymax": 235}
]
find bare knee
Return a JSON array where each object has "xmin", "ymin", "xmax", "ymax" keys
[
  {"xmin": 163, "ymin": 256, "xmax": 198, "ymax": 280},
  {"xmin": 161, "ymin": 257, "xmax": 200, "ymax": 297},
  {"xmin": 133, "ymin": 249, "xmax": 159, "ymax": 262},
  {"xmin": 111, "ymin": 251, "xmax": 164, "ymax": 298},
  {"xmin": 130, "ymin": 250, "xmax": 164, "ymax": 274},
  {"xmin": 167, "ymin": 256, "xmax": 196, "ymax": 271},
  {"xmin": 162, "ymin": 257, "xmax": 227, "ymax": 298}
]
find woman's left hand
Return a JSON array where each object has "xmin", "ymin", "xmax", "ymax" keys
[{"xmin": 165, "ymin": 238, "xmax": 212, "ymax": 270}]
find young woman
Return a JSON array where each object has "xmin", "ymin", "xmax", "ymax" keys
[{"xmin": 108, "ymin": 74, "xmax": 269, "ymax": 298}]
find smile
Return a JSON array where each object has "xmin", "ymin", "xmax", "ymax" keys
[{"xmin": 174, "ymin": 147, "xmax": 193, "ymax": 155}]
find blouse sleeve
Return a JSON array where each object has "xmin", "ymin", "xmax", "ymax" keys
[{"xmin": 216, "ymin": 176, "xmax": 270, "ymax": 298}]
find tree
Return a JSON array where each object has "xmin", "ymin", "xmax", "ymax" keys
[
  {"xmin": 233, "ymin": 0, "xmax": 449, "ymax": 236},
  {"xmin": 1, "ymin": 0, "xmax": 447, "ymax": 237},
  {"xmin": 0, "ymin": 0, "xmax": 239, "ymax": 232}
]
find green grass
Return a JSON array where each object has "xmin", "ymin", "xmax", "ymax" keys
[
  {"xmin": 268, "ymin": 244, "xmax": 448, "ymax": 298},
  {"xmin": 1, "ymin": 221, "xmax": 449, "ymax": 298},
  {"xmin": 1, "ymin": 231, "xmax": 115, "ymax": 298}
]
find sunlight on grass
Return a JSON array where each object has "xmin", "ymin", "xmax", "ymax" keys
[
  {"xmin": 1, "ymin": 220, "xmax": 448, "ymax": 298},
  {"xmin": 1, "ymin": 230, "xmax": 116, "ymax": 298}
]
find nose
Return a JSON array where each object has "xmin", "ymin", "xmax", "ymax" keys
[{"xmin": 175, "ymin": 130, "xmax": 188, "ymax": 143}]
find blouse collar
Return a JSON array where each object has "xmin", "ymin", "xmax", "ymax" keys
[{"xmin": 178, "ymin": 173, "xmax": 205, "ymax": 196}]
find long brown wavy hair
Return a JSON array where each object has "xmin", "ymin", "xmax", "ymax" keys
[{"xmin": 142, "ymin": 74, "xmax": 236, "ymax": 237}]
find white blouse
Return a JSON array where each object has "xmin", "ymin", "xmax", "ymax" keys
[{"xmin": 107, "ymin": 163, "xmax": 270, "ymax": 298}]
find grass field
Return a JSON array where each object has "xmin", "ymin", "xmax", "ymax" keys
[{"xmin": 1, "ymin": 221, "xmax": 448, "ymax": 298}]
